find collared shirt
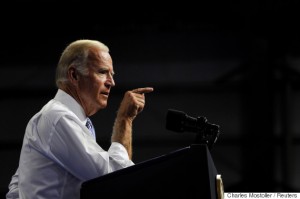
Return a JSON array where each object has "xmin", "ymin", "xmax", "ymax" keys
[{"xmin": 6, "ymin": 89, "xmax": 134, "ymax": 199}]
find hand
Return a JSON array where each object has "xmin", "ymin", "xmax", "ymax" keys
[{"xmin": 117, "ymin": 87, "xmax": 154, "ymax": 121}]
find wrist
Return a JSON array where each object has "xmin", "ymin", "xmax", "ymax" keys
[{"xmin": 116, "ymin": 114, "xmax": 134, "ymax": 124}]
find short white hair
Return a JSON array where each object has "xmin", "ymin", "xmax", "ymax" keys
[{"xmin": 55, "ymin": 39, "xmax": 109, "ymax": 88}]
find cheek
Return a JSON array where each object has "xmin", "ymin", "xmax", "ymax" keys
[
  {"xmin": 96, "ymin": 75, "xmax": 107, "ymax": 84},
  {"xmin": 93, "ymin": 78, "xmax": 105, "ymax": 91}
]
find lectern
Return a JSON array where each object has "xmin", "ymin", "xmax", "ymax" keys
[{"xmin": 80, "ymin": 144, "xmax": 223, "ymax": 199}]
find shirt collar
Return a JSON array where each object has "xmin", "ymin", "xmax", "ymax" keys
[{"xmin": 54, "ymin": 89, "xmax": 87, "ymax": 123}]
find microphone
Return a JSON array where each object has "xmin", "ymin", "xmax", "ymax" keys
[
  {"xmin": 166, "ymin": 109, "xmax": 220, "ymax": 149},
  {"xmin": 166, "ymin": 109, "xmax": 219, "ymax": 133}
]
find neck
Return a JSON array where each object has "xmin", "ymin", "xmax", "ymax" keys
[{"xmin": 60, "ymin": 84, "xmax": 92, "ymax": 116}]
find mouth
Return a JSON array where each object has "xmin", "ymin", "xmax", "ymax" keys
[{"xmin": 100, "ymin": 91, "xmax": 109, "ymax": 97}]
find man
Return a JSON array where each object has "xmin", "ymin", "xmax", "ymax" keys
[{"xmin": 6, "ymin": 39, "xmax": 153, "ymax": 199}]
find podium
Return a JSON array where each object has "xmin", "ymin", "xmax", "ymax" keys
[{"xmin": 80, "ymin": 144, "xmax": 223, "ymax": 199}]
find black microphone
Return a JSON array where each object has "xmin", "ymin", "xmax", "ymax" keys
[
  {"xmin": 166, "ymin": 109, "xmax": 218, "ymax": 133},
  {"xmin": 165, "ymin": 109, "xmax": 220, "ymax": 149}
]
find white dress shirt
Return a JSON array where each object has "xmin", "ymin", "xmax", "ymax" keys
[{"xmin": 6, "ymin": 89, "xmax": 134, "ymax": 199}]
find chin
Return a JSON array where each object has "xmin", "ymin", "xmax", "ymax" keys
[
  {"xmin": 98, "ymin": 106, "xmax": 107, "ymax": 110},
  {"xmin": 98, "ymin": 102, "xmax": 108, "ymax": 110}
]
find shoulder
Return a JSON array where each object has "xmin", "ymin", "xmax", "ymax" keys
[{"xmin": 33, "ymin": 99, "xmax": 79, "ymax": 127}]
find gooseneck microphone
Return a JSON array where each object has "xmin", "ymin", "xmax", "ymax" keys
[{"xmin": 166, "ymin": 109, "xmax": 221, "ymax": 149}]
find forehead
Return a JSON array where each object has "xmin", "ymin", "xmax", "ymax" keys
[
  {"xmin": 89, "ymin": 49, "xmax": 113, "ymax": 68},
  {"xmin": 99, "ymin": 51, "xmax": 111, "ymax": 61}
]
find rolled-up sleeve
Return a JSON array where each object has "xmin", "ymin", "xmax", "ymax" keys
[{"xmin": 108, "ymin": 142, "xmax": 135, "ymax": 167}]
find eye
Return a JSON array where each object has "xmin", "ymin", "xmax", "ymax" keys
[
  {"xmin": 98, "ymin": 69, "xmax": 107, "ymax": 74},
  {"xmin": 97, "ymin": 69, "xmax": 109, "ymax": 76},
  {"xmin": 97, "ymin": 67, "xmax": 114, "ymax": 77}
]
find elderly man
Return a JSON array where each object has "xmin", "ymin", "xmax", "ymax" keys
[{"xmin": 6, "ymin": 39, "xmax": 153, "ymax": 199}]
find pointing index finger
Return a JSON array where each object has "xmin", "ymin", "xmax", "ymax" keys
[{"xmin": 132, "ymin": 87, "xmax": 154, "ymax": 94}]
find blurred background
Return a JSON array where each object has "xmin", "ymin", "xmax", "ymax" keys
[{"xmin": 1, "ymin": 0, "xmax": 300, "ymax": 197}]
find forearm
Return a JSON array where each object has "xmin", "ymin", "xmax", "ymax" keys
[
  {"xmin": 112, "ymin": 87, "xmax": 153, "ymax": 159},
  {"xmin": 111, "ymin": 117, "xmax": 133, "ymax": 159}
]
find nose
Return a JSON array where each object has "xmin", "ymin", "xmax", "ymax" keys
[{"xmin": 105, "ymin": 73, "xmax": 115, "ymax": 88}]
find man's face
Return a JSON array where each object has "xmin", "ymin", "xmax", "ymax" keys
[{"xmin": 77, "ymin": 50, "xmax": 115, "ymax": 116}]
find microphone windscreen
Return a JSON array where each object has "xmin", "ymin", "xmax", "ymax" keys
[{"xmin": 166, "ymin": 109, "xmax": 186, "ymax": 132}]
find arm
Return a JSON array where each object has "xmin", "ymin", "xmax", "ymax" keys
[
  {"xmin": 6, "ymin": 168, "xmax": 19, "ymax": 199},
  {"xmin": 48, "ymin": 115, "xmax": 136, "ymax": 180},
  {"xmin": 111, "ymin": 87, "xmax": 153, "ymax": 159}
]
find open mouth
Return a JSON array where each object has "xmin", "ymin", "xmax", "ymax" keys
[{"xmin": 101, "ymin": 91, "xmax": 109, "ymax": 97}]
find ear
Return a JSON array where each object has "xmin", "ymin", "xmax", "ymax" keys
[{"xmin": 67, "ymin": 66, "xmax": 79, "ymax": 84}]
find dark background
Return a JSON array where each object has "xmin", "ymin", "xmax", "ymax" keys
[{"xmin": 1, "ymin": 0, "xmax": 300, "ymax": 197}]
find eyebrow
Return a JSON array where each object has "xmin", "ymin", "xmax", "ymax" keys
[{"xmin": 99, "ymin": 67, "xmax": 115, "ymax": 76}]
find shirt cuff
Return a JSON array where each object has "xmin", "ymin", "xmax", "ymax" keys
[{"xmin": 109, "ymin": 142, "xmax": 130, "ymax": 160}]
